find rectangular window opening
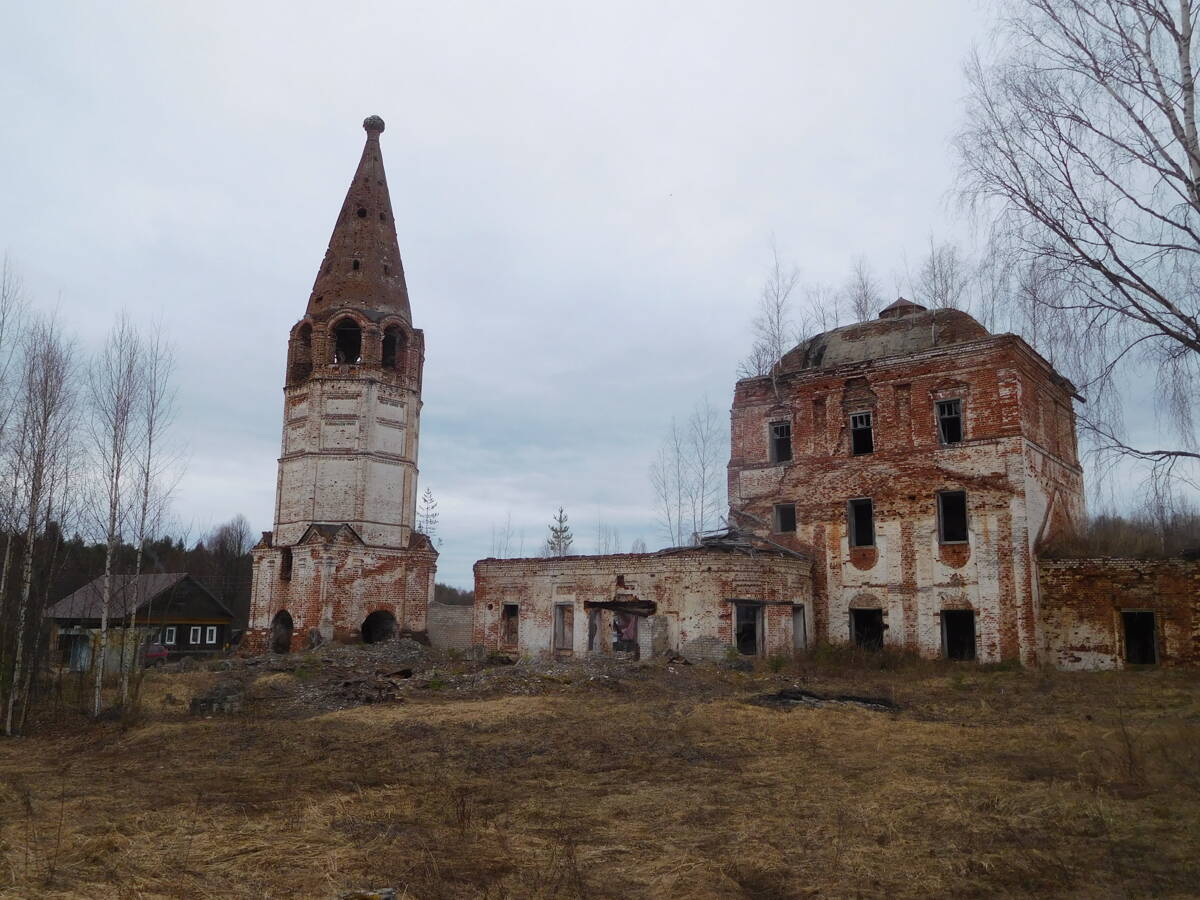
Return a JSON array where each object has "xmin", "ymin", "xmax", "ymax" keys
[
  {"xmin": 1122, "ymin": 611, "xmax": 1157, "ymax": 665},
  {"xmin": 848, "ymin": 498, "xmax": 875, "ymax": 547},
  {"xmin": 189, "ymin": 626, "xmax": 201, "ymax": 645},
  {"xmin": 850, "ymin": 412, "xmax": 874, "ymax": 455},
  {"xmin": 501, "ymin": 603, "xmax": 519, "ymax": 647},
  {"xmin": 937, "ymin": 399, "xmax": 963, "ymax": 444},
  {"xmin": 769, "ymin": 421, "xmax": 793, "ymax": 463},
  {"xmin": 851, "ymin": 609, "xmax": 884, "ymax": 650},
  {"xmin": 942, "ymin": 610, "xmax": 976, "ymax": 661},
  {"xmin": 163, "ymin": 626, "xmax": 176, "ymax": 645},
  {"xmin": 774, "ymin": 503, "xmax": 797, "ymax": 534},
  {"xmin": 205, "ymin": 626, "xmax": 217, "ymax": 645},
  {"xmin": 938, "ymin": 491, "xmax": 969, "ymax": 543},
  {"xmin": 279, "ymin": 547, "xmax": 293, "ymax": 581}
]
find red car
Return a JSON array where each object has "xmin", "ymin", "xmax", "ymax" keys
[{"xmin": 143, "ymin": 643, "xmax": 169, "ymax": 667}]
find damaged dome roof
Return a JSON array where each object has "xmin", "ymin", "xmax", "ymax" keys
[{"xmin": 777, "ymin": 299, "xmax": 992, "ymax": 373}]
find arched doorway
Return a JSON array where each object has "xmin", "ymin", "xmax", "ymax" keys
[
  {"xmin": 361, "ymin": 609, "xmax": 397, "ymax": 644},
  {"xmin": 270, "ymin": 610, "xmax": 294, "ymax": 654}
]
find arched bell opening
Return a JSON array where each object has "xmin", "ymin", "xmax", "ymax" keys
[
  {"xmin": 289, "ymin": 323, "xmax": 313, "ymax": 382},
  {"xmin": 381, "ymin": 325, "xmax": 407, "ymax": 372},
  {"xmin": 332, "ymin": 317, "xmax": 362, "ymax": 364}
]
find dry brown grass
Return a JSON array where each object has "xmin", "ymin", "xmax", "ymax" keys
[{"xmin": 1, "ymin": 659, "xmax": 1198, "ymax": 898}]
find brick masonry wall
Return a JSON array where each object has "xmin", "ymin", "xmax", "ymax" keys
[
  {"xmin": 427, "ymin": 600, "xmax": 474, "ymax": 651},
  {"xmin": 1039, "ymin": 558, "xmax": 1200, "ymax": 669},
  {"xmin": 473, "ymin": 550, "xmax": 813, "ymax": 660},
  {"xmin": 729, "ymin": 334, "xmax": 1085, "ymax": 665}
]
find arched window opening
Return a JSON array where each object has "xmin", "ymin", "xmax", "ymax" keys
[
  {"xmin": 333, "ymin": 318, "xmax": 362, "ymax": 364},
  {"xmin": 279, "ymin": 546, "xmax": 293, "ymax": 581},
  {"xmin": 352, "ymin": 259, "xmax": 360, "ymax": 271},
  {"xmin": 270, "ymin": 610, "xmax": 294, "ymax": 654},
  {"xmin": 382, "ymin": 325, "xmax": 405, "ymax": 370},
  {"xmin": 361, "ymin": 609, "xmax": 397, "ymax": 644},
  {"xmin": 290, "ymin": 325, "xmax": 313, "ymax": 381}
]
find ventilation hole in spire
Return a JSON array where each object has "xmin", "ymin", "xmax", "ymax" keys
[
  {"xmin": 379, "ymin": 213, "xmax": 386, "ymax": 221},
  {"xmin": 324, "ymin": 264, "xmax": 331, "ymax": 274},
  {"xmin": 357, "ymin": 208, "xmax": 367, "ymax": 218},
  {"xmin": 316, "ymin": 295, "xmax": 323, "ymax": 304},
  {"xmin": 352, "ymin": 260, "xmax": 360, "ymax": 271},
  {"xmin": 383, "ymin": 265, "xmax": 389, "ymax": 275}
]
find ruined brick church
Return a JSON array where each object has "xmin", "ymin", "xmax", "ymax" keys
[{"xmin": 249, "ymin": 116, "xmax": 1198, "ymax": 668}]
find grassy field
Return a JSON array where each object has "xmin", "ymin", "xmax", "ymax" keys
[{"xmin": 0, "ymin": 652, "xmax": 1198, "ymax": 898}]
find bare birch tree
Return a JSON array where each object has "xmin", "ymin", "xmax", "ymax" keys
[
  {"xmin": 738, "ymin": 245, "xmax": 800, "ymax": 378},
  {"xmin": 845, "ymin": 256, "xmax": 883, "ymax": 323},
  {"xmin": 957, "ymin": 0, "xmax": 1200, "ymax": 484},
  {"xmin": 914, "ymin": 239, "xmax": 971, "ymax": 310},
  {"xmin": 87, "ymin": 314, "xmax": 142, "ymax": 717},
  {"xmin": 650, "ymin": 399, "xmax": 728, "ymax": 547},
  {"xmin": 4, "ymin": 315, "xmax": 76, "ymax": 736}
]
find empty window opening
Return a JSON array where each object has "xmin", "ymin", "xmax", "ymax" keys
[
  {"xmin": 382, "ymin": 325, "xmax": 405, "ymax": 369},
  {"xmin": 851, "ymin": 412, "xmax": 874, "ymax": 455},
  {"xmin": 938, "ymin": 491, "xmax": 969, "ymax": 543},
  {"xmin": 851, "ymin": 609, "xmax": 884, "ymax": 651},
  {"xmin": 379, "ymin": 212, "xmax": 386, "ymax": 221},
  {"xmin": 793, "ymin": 605, "xmax": 808, "ymax": 651},
  {"xmin": 270, "ymin": 610, "xmax": 293, "ymax": 654},
  {"xmin": 333, "ymin": 318, "xmax": 362, "ymax": 364},
  {"xmin": 613, "ymin": 612, "xmax": 638, "ymax": 653},
  {"xmin": 937, "ymin": 399, "xmax": 963, "ymax": 444},
  {"xmin": 553, "ymin": 604, "xmax": 574, "ymax": 653},
  {"xmin": 383, "ymin": 265, "xmax": 389, "ymax": 275},
  {"xmin": 290, "ymin": 324, "xmax": 313, "ymax": 381},
  {"xmin": 770, "ymin": 420, "xmax": 793, "ymax": 463},
  {"xmin": 357, "ymin": 207, "xmax": 367, "ymax": 218},
  {"xmin": 352, "ymin": 259, "xmax": 361, "ymax": 270},
  {"xmin": 942, "ymin": 610, "xmax": 976, "ymax": 661},
  {"xmin": 848, "ymin": 498, "xmax": 875, "ymax": 547},
  {"xmin": 279, "ymin": 546, "xmax": 293, "ymax": 581},
  {"xmin": 735, "ymin": 603, "xmax": 762, "ymax": 656},
  {"xmin": 1122, "ymin": 611, "xmax": 1157, "ymax": 665},
  {"xmin": 774, "ymin": 503, "xmax": 797, "ymax": 534},
  {"xmin": 501, "ymin": 603, "xmax": 519, "ymax": 647},
  {"xmin": 361, "ymin": 609, "xmax": 397, "ymax": 644}
]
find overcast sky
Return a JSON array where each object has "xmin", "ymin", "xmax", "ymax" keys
[{"xmin": 3, "ymin": 2, "xmax": 1168, "ymax": 587}]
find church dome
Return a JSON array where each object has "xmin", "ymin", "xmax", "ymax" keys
[{"xmin": 777, "ymin": 301, "xmax": 991, "ymax": 373}]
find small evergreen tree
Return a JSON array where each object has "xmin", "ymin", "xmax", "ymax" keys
[
  {"xmin": 417, "ymin": 488, "xmax": 439, "ymax": 539},
  {"xmin": 544, "ymin": 507, "xmax": 573, "ymax": 557}
]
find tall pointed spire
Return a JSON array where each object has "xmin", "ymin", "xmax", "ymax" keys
[{"xmin": 306, "ymin": 115, "xmax": 411, "ymax": 322}]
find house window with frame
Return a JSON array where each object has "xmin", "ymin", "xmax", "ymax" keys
[
  {"xmin": 937, "ymin": 491, "xmax": 969, "ymax": 543},
  {"xmin": 937, "ymin": 399, "xmax": 963, "ymax": 444},
  {"xmin": 773, "ymin": 503, "xmax": 797, "ymax": 534},
  {"xmin": 848, "ymin": 498, "xmax": 875, "ymax": 547},
  {"xmin": 769, "ymin": 420, "xmax": 793, "ymax": 463},
  {"xmin": 205, "ymin": 626, "xmax": 217, "ymax": 645},
  {"xmin": 850, "ymin": 412, "xmax": 874, "ymax": 455},
  {"xmin": 163, "ymin": 626, "xmax": 176, "ymax": 645},
  {"xmin": 189, "ymin": 626, "xmax": 201, "ymax": 645}
]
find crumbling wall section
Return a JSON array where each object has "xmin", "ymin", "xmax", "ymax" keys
[
  {"xmin": 1038, "ymin": 558, "xmax": 1200, "ymax": 669},
  {"xmin": 473, "ymin": 550, "xmax": 812, "ymax": 659}
]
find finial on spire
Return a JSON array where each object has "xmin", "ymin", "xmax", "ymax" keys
[{"xmin": 363, "ymin": 115, "xmax": 385, "ymax": 135}]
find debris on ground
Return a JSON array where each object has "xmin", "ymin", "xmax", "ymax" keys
[{"xmin": 750, "ymin": 686, "xmax": 900, "ymax": 712}]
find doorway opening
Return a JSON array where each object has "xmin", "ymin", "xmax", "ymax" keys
[
  {"xmin": 553, "ymin": 604, "xmax": 574, "ymax": 654},
  {"xmin": 612, "ymin": 612, "xmax": 638, "ymax": 653},
  {"xmin": 361, "ymin": 609, "xmax": 397, "ymax": 644},
  {"xmin": 851, "ymin": 609, "xmax": 884, "ymax": 651},
  {"xmin": 792, "ymin": 605, "xmax": 808, "ymax": 651},
  {"xmin": 270, "ymin": 610, "xmax": 293, "ymax": 654},
  {"xmin": 500, "ymin": 603, "xmax": 519, "ymax": 647},
  {"xmin": 1122, "ymin": 611, "xmax": 1157, "ymax": 665},
  {"xmin": 735, "ymin": 604, "xmax": 762, "ymax": 656},
  {"xmin": 942, "ymin": 610, "xmax": 976, "ymax": 661}
]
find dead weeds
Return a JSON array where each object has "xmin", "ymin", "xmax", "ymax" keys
[{"xmin": 0, "ymin": 658, "xmax": 1197, "ymax": 898}]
